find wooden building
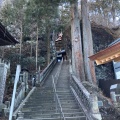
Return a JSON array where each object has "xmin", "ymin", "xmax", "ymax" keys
[
  {"xmin": 89, "ymin": 38, "xmax": 120, "ymax": 98},
  {"xmin": 0, "ymin": 22, "xmax": 18, "ymax": 46}
]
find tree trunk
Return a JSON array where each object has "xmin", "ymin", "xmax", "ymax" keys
[
  {"xmin": 20, "ymin": 21, "xmax": 23, "ymax": 62},
  {"xmin": 47, "ymin": 27, "xmax": 50, "ymax": 65},
  {"xmin": 2, "ymin": 46, "xmax": 5, "ymax": 59},
  {"xmin": 111, "ymin": 0, "xmax": 116, "ymax": 25},
  {"xmin": 71, "ymin": 1, "xmax": 85, "ymax": 81},
  {"xmin": 30, "ymin": 41, "xmax": 33, "ymax": 57},
  {"xmin": 52, "ymin": 30, "xmax": 56, "ymax": 58},
  {"xmin": 36, "ymin": 26, "xmax": 38, "ymax": 71},
  {"xmin": 81, "ymin": 0, "xmax": 96, "ymax": 84}
]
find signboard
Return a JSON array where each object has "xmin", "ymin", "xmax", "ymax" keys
[{"xmin": 113, "ymin": 61, "xmax": 120, "ymax": 79}]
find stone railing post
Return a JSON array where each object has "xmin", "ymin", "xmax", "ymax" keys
[
  {"xmin": 0, "ymin": 63, "xmax": 8, "ymax": 112},
  {"xmin": 16, "ymin": 111, "xmax": 24, "ymax": 120},
  {"xmin": 23, "ymin": 71, "xmax": 28, "ymax": 94},
  {"xmin": 110, "ymin": 91, "xmax": 118, "ymax": 106},
  {"xmin": 90, "ymin": 94, "xmax": 102, "ymax": 120}
]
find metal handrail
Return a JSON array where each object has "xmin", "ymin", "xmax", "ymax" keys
[
  {"xmin": 54, "ymin": 59, "xmax": 63, "ymax": 85},
  {"xmin": 52, "ymin": 59, "xmax": 65, "ymax": 120},
  {"xmin": 39, "ymin": 58, "xmax": 57, "ymax": 83},
  {"xmin": 52, "ymin": 76, "xmax": 65, "ymax": 120}
]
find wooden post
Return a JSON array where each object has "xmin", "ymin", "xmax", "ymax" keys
[
  {"xmin": 81, "ymin": 0, "xmax": 96, "ymax": 84},
  {"xmin": 71, "ymin": 1, "xmax": 85, "ymax": 81}
]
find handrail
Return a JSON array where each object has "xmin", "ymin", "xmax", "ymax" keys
[
  {"xmin": 52, "ymin": 59, "xmax": 65, "ymax": 120},
  {"xmin": 13, "ymin": 87, "xmax": 36, "ymax": 118},
  {"xmin": 52, "ymin": 75, "xmax": 65, "ymax": 120},
  {"xmin": 56, "ymin": 94, "xmax": 65, "ymax": 120},
  {"xmin": 15, "ymin": 83, "xmax": 24, "ymax": 97},
  {"xmin": 39, "ymin": 58, "xmax": 57, "ymax": 83},
  {"xmin": 70, "ymin": 86, "xmax": 93, "ymax": 120},
  {"xmin": 72, "ymin": 75, "xmax": 90, "ymax": 101},
  {"xmin": 13, "ymin": 58, "xmax": 57, "ymax": 119},
  {"xmin": 71, "ymin": 75, "xmax": 91, "ymax": 111},
  {"xmin": 54, "ymin": 59, "xmax": 63, "ymax": 85},
  {"xmin": 14, "ymin": 82, "xmax": 25, "ymax": 110},
  {"xmin": 9, "ymin": 65, "xmax": 21, "ymax": 120},
  {"xmin": 70, "ymin": 74, "xmax": 102, "ymax": 120}
]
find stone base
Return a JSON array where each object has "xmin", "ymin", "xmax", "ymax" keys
[
  {"xmin": 0, "ymin": 103, "xmax": 6, "ymax": 112},
  {"xmin": 92, "ymin": 113, "xmax": 102, "ymax": 120}
]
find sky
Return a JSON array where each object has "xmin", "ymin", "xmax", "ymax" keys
[{"xmin": 0, "ymin": 0, "xmax": 3, "ymax": 6}]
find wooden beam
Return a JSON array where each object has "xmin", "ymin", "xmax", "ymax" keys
[
  {"xmin": 89, "ymin": 42, "xmax": 120, "ymax": 60},
  {"xmin": 91, "ymin": 50, "xmax": 120, "ymax": 65},
  {"xmin": 114, "ymin": 56, "xmax": 120, "ymax": 62}
]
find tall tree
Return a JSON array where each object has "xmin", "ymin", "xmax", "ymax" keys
[
  {"xmin": 89, "ymin": 0, "xmax": 120, "ymax": 27},
  {"xmin": 81, "ymin": 0, "xmax": 96, "ymax": 84},
  {"xmin": 70, "ymin": 0, "xmax": 85, "ymax": 81}
]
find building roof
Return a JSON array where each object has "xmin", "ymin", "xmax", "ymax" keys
[
  {"xmin": 0, "ymin": 22, "xmax": 18, "ymax": 46},
  {"xmin": 89, "ymin": 38, "xmax": 120, "ymax": 65},
  {"xmin": 108, "ymin": 38, "xmax": 120, "ymax": 47}
]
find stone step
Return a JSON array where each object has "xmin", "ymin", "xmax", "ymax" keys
[
  {"xmin": 60, "ymin": 99, "xmax": 75, "ymax": 103},
  {"xmin": 22, "ymin": 106, "xmax": 56, "ymax": 111},
  {"xmin": 22, "ymin": 115, "xmax": 86, "ymax": 120},
  {"xmin": 56, "ymin": 90, "xmax": 71, "ymax": 93},
  {"xmin": 23, "ymin": 105, "xmax": 55, "ymax": 109},
  {"xmin": 22, "ymin": 109, "xmax": 56, "ymax": 113},
  {"xmin": 61, "ymin": 104, "xmax": 78, "ymax": 108},
  {"xmin": 28, "ymin": 97, "xmax": 54, "ymax": 100},
  {"xmin": 62, "ymin": 108, "xmax": 81, "ymax": 113},
  {"xmin": 22, "ymin": 108, "xmax": 81, "ymax": 113},
  {"xmin": 61, "ymin": 106, "xmax": 79, "ymax": 109},
  {"xmin": 58, "ymin": 96, "xmax": 74, "ymax": 100},
  {"xmin": 56, "ymin": 93, "xmax": 72, "ymax": 96},
  {"xmin": 23, "ymin": 103, "xmax": 55, "ymax": 106},
  {"xmin": 23, "ymin": 104, "xmax": 55, "ymax": 108},
  {"xmin": 33, "ymin": 92, "xmax": 53, "ymax": 94},
  {"xmin": 61, "ymin": 102, "xmax": 78, "ymax": 106},
  {"xmin": 23, "ymin": 113, "xmax": 60, "ymax": 119},
  {"xmin": 22, "ymin": 118, "xmax": 63, "ymax": 120},
  {"xmin": 65, "ymin": 116, "xmax": 87, "ymax": 120},
  {"xmin": 58, "ymin": 94, "xmax": 73, "ymax": 97},
  {"xmin": 58, "ymin": 97, "xmax": 74, "ymax": 100},
  {"xmin": 23, "ymin": 112, "xmax": 85, "ymax": 118},
  {"xmin": 32, "ymin": 94, "xmax": 54, "ymax": 96},
  {"xmin": 28, "ymin": 98, "xmax": 54, "ymax": 101},
  {"xmin": 25, "ymin": 101, "xmax": 54, "ymax": 104},
  {"xmin": 30, "ymin": 94, "xmax": 54, "ymax": 97}
]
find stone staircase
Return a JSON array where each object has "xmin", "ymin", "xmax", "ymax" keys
[
  {"xmin": 56, "ymin": 89, "xmax": 86, "ymax": 120},
  {"xmin": 56, "ymin": 61, "xmax": 87, "ymax": 120},
  {"xmin": 20, "ymin": 61, "xmax": 87, "ymax": 120},
  {"xmin": 21, "ymin": 87, "xmax": 59, "ymax": 120}
]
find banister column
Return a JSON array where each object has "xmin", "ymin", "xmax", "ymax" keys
[{"xmin": 90, "ymin": 94, "xmax": 102, "ymax": 120}]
